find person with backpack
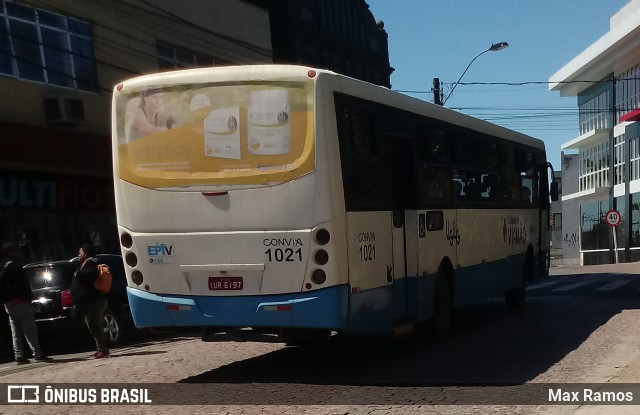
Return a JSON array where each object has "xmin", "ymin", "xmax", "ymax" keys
[
  {"xmin": 70, "ymin": 244, "xmax": 110, "ymax": 358},
  {"xmin": 0, "ymin": 242, "xmax": 50, "ymax": 364}
]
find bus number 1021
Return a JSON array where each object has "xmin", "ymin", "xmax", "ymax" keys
[
  {"xmin": 265, "ymin": 248, "xmax": 302, "ymax": 262},
  {"xmin": 359, "ymin": 244, "xmax": 375, "ymax": 261}
]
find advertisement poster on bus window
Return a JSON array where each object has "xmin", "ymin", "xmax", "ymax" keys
[{"xmin": 114, "ymin": 82, "xmax": 315, "ymax": 188}]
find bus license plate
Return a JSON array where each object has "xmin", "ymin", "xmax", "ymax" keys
[{"xmin": 208, "ymin": 276, "xmax": 243, "ymax": 291}]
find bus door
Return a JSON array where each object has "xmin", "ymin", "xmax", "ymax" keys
[{"xmin": 384, "ymin": 135, "xmax": 416, "ymax": 320}]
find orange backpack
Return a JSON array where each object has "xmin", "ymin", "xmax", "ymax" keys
[{"xmin": 94, "ymin": 264, "xmax": 112, "ymax": 294}]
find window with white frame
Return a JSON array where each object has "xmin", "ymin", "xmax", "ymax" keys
[
  {"xmin": 0, "ymin": 0, "xmax": 99, "ymax": 91},
  {"xmin": 553, "ymin": 213, "xmax": 562, "ymax": 229},
  {"xmin": 616, "ymin": 64, "xmax": 640, "ymax": 121},
  {"xmin": 614, "ymin": 134, "xmax": 625, "ymax": 185},
  {"xmin": 579, "ymin": 141, "xmax": 609, "ymax": 191},
  {"xmin": 631, "ymin": 137, "xmax": 640, "ymax": 182},
  {"xmin": 157, "ymin": 41, "xmax": 220, "ymax": 70},
  {"xmin": 579, "ymin": 90, "xmax": 611, "ymax": 135}
]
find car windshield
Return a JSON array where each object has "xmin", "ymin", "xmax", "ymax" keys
[{"xmin": 24, "ymin": 264, "xmax": 76, "ymax": 290}]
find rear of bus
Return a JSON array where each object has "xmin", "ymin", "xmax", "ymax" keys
[{"xmin": 112, "ymin": 66, "xmax": 348, "ymax": 341}]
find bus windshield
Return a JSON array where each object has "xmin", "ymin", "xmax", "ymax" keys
[{"xmin": 113, "ymin": 81, "xmax": 315, "ymax": 189}]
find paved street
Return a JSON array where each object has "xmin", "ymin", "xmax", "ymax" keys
[{"xmin": 0, "ymin": 263, "xmax": 638, "ymax": 414}]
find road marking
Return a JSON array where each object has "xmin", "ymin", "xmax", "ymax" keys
[
  {"xmin": 526, "ymin": 281, "xmax": 557, "ymax": 291},
  {"xmin": 553, "ymin": 281, "xmax": 594, "ymax": 292},
  {"xmin": 595, "ymin": 280, "xmax": 632, "ymax": 291}
]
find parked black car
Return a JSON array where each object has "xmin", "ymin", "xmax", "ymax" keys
[{"xmin": 23, "ymin": 254, "xmax": 133, "ymax": 346}]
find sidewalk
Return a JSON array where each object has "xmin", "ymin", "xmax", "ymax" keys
[
  {"xmin": 550, "ymin": 261, "xmax": 640, "ymax": 276},
  {"xmin": 546, "ymin": 261, "xmax": 640, "ymax": 415}
]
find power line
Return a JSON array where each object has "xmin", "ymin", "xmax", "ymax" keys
[{"xmin": 396, "ymin": 77, "xmax": 640, "ymax": 95}]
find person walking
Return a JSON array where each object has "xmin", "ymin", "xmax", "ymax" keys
[
  {"xmin": 0, "ymin": 242, "xmax": 49, "ymax": 364},
  {"xmin": 70, "ymin": 244, "xmax": 110, "ymax": 358}
]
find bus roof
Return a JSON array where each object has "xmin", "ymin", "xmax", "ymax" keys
[{"xmin": 115, "ymin": 64, "xmax": 545, "ymax": 151}]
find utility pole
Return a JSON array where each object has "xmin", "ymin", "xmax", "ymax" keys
[
  {"xmin": 433, "ymin": 78, "xmax": 443, "ymax": 105},
  {"xmin": 609, "ymin": 76, "xmax": 617, "ymax": 263}
]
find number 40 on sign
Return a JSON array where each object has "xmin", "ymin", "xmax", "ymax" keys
[{"xmin": 605, "ymin": 209, "xmax": 622, "ymax": 227}]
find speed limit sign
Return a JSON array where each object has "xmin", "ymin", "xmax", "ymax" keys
[{"xmin": 605, "ymin": 209, "xmax": 622, "ymax": 227}]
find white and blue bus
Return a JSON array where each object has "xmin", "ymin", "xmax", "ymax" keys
[{"xmin": 112, "ymin": 65, "xmax": 557, "ymax": 342}]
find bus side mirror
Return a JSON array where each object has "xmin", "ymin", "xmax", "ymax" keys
[{"xmin": 550, "ymin": 181, "xmax": 559, "ymax": 202}]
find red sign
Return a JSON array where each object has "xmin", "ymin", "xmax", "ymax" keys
[{"xmin": 605, "ymin": 210, "xmax": 622, "ymax": 227}]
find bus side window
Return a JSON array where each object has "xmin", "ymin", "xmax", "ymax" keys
[
  {"xmin": 517, "ymin": 150, "xmax": 536, "ymax": 205},
  {"xmin": 464, "ymin": 176, "xmax": 481, "ymax": 200},
  {"xmin": 453, "ymin": 170, "xmax": 482, "ymax": 202},
  {"xmin": 500, "ymin": 146, "xmax": 518, "ymax": 204},
  {"xmin": 337, "ymin": 102, "xmax": 385, "ymax": 209},
  {"xmin": 417, "ymin": 125, "xmax": 452, "ymax": 205},
  {"xmin": 481, "ymin": 173, "xmax": 500, "ymax": 201},
  {"xmin": 453, "ymin": 178, "xmax": 463, "ymax": 199},
  {"xmin": 521, "ymin": 184, "xmax": 532, "ymax": 203},
  {"xmin": 419, "ymin": 165, "xmax": 452, "ymax": 203}
]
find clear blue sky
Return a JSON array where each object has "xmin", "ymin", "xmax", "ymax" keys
[{"xmin": 366, "ymin": 0, "xmax": 630, "ymax": 170}]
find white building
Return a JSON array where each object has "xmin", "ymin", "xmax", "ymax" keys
[
  {"xmin": 560, "ymin": 153, "xmax": 581, "ymax": 265},
  {"xmin": 549, "ymin": 0, "xmax": 640, "ymax": 265}
]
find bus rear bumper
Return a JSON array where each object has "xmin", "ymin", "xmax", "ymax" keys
[{"xmin": 126, "ymin": 285, "xmax": 349, "ymax": 331}]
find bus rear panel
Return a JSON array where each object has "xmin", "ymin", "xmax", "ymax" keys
[{"xmin": 112, "ymin": 65, "xmax": 551, "ymax": 342}]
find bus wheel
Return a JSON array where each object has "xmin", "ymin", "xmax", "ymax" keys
[{"xmin": 431, "ymin": 269, "xmax": 452, "ymax": 341}]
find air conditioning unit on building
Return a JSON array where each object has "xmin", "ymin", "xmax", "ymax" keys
[{"xmin": 43, "ymin": 97, "xmax": 86, "ymax": 126}]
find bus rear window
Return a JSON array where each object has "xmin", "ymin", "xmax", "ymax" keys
[{"xmin": 114, "ymin": 82, "xmax": 315, "ymax": 189}]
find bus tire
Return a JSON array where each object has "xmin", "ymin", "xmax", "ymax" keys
[{"xmin": 431, "ymin": 268, "xmax": 452, "ymax": 341}]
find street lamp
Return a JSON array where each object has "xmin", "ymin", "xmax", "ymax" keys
[{"xmin": 441, "ymin": 41, "xmax": 509, "ymax": 105}]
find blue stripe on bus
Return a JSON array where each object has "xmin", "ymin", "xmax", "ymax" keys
[
  {"xmin": 126, "ymin": 253, "xmax": 537, "ymax": 334},
  {"xmin": 453, "ymin": 254, "xmax": 524, "ymax": 308},
  {"xmin": 126, "ymin": 285, "xmax": 350, "ymax": 329}
]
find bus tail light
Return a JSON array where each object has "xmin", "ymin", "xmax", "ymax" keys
[
  {"xmin": 131, "ymin": 270, "xmax": 144, "ymax": 286},
  {"xmin": 60, "ymin": 290, "xmax": 73, "ymax": 307},
  {"xmin": 120, "ymin": 232, "xmax": 133, "ymax": 248},
  {"xmin": 311, "ymin": 269, "xmax": 326, "ymax": 285},
  {"xmin": 314, "ymin": 249, "xmax": 329, "ymax": 265},
  {"xmin": 125, "ymin": 252, "xmax": 138, "ymax": 267},
  {"xmin": 166, "ymin": 304, "xmax": 192, "ymax": 311},
  {"xmin": 314, "ymin": 228, "xmax": 330, "ymax": 245},
  {"xmin": 263, "ymin": 305, "xmax": 292, "ymax": 311}
]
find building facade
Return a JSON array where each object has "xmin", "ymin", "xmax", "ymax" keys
[
  {"xmin": 267, "ymin": 0, "xmax": 393, "ymax": 88},
  {"xmin": 550, "ymin": 170, "xmax": 563, "ymax": 262},
  {"xmin": 550, "ymin": 0, "xmax": 640, "ymax": 265},
  {"xmin": 549, "ymin": 155, "xmax": 581, "ymax": 267},
  {"xmin": 0, "ymin": 0, "xmax": 392, "ymax": 264},
  {"xmin": 560, "ymin": 153, "xmax": 581, "ymax": 265},
  {"xmin": 0, "ymin": 0, "xmax": 271, "ymax": 263}
]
